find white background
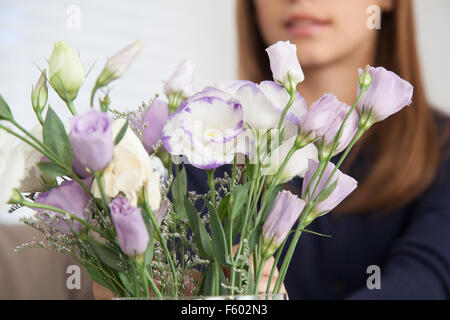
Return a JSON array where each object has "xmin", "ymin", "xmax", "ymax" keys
[{"xmin": 1, "ymin": 0, "xmax": 449, "ymax": 223}]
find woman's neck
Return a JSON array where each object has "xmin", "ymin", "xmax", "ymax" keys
[{"xmin": 298, "ymin": 41, "xmax": 377, "ymax": 107}]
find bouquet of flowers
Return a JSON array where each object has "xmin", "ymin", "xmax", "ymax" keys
[{"xmin": 0, "ymin": 40, "xmax": 413, "ymax": 298}]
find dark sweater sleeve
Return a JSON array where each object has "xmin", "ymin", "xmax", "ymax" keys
[{"xmin": 346, "ymin": 156, "xmax": 450, "ymax": 300}]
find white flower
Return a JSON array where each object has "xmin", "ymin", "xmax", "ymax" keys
[
  {"xmin": 96, "ymin": 41, "xmax": 143, "ymax": 87},
  {"xmin": 92, "ymin": 119, "xmax": 162, "ymax": 209},
  {"xmin": 262, "ymin": 135, "xmax": 318, "ymax": 183},
  {"xmin": 164, "ymin": 59, "xmax": 195, "ymax": 98},
  {"xmin": 265, "ymin": 41, "xmax": 304, "ymax": 90},
  {"xmin": 48, "ymin": 41, "xmax": 85, "ymax": 101},
  {"xmin": 16, "ymin": 125, "xmax": 53, "ymax": 193},
  {"xmin": 0, "ymin": 130, "xmax": 25, "ymax": 206},
  {"xmin": 162, "ymin": 96, "xmax": 249, "ymax": 169}
]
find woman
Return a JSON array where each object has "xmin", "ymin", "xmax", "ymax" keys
[
  {"xmin": 223, "ymin": 0, "xmax": 450, "ymax": 299},
  {"xmin": 90, "ymin": 0, "xmax": 450, "ymax": 299}
]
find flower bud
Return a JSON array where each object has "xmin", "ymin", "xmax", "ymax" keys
[
  {"xmin": 299, "ymin": 93, "xmax": 359, "ymax": 158},
  {"xmin": 358, "ymin": 66, "xmax": 372, "ymax": 89},
  {"xmin": 69, "ymin": 110, "xmax": 114, "ymax": 172},
  {"xmin": 302, "ymin": 160, "xmax": 357, "ymax": 224},
  {"xmin": 133, "ymin": 99, "xmax": 170, "ymax": 153},
  {"xmin": 31, "ymin": 70, "xmax": 48, "ymax": 115},
  {"xmin": 265, "ymin": 41, "xmax": 304, "ymax": 91},
  {"xmin": 357, "ymin": 66, "xmax": 413, "ymax": 127},
  {"xmin": 164, "ymin": 60, "xmax": 195, "ymax": 112},
  {"xmin": 48, "ymin": 41, "xmax": 85, "ymax": 101},
  {"xmin": 109, "ymin": 196, "xmax": 149, "ymax": 257},
  {"xmin": 262, "ymin": 190, "xmax": 306, "ymax": 258},
  {"xmin": 95, "ymin": 41, "xmax": 143, "ymax": 88}
]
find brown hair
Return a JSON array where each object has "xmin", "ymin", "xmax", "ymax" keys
[{"xmin": 236, "ymin": 0, "xmax": 440, "ymax": 213}]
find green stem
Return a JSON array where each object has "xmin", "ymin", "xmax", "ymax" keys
[
  {"xmin": 214, "ymin": 261, "xmax": 220, "ymax": 296},
  {"xmin": 93, "ymin": 171, "xmax": 110, "ymax": 213},
  {"xmin": 266, "ymin": 236, "xmax": 287, "ymax": 294},
  {"xmin": 143, "ymin": 198, "xmax": 178, "ymax": 297},
  {"xmin": 253, "ymin": 256, "xmax": 268, "ymax": 294},
  {"xmin": 144, "ymin": 269, "xmax": 163, "ymax": 298},
  {"xmin": 66, "ymin": 99, "xmax": 77, "ymax": 115},
  {"xmin": 20, "ymin": 199, "xmax": 113, "ymax": 241},
  {"xmin": 273, "ymin": 206, "xmax": 311, "ymax": 293},
  {"xmin": 277, "ymin": 88, "xmax": 296, "ymax": 131},
  {"xmin": 207, "ymin": 169, "xmax": 216, "ymax": 208}
]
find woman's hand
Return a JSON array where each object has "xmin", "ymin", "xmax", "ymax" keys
[{"xmin": 93, "ymin": 281, "xmax": 115, "ymax": 300}]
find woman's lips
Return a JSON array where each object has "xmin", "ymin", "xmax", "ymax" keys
[{"xmin": 285, "ymin": 16, "xmax": 330, "ymax": 37}]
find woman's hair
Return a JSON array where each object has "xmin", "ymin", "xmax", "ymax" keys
[{"xmin": 237, "ymin": 0, "xmax": 441, "ymax": 213}]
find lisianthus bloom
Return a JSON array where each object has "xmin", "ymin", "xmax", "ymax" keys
[
  {"xmin": 69, "ymin": 110, "xmax": 114, "ymax": 172},
  {"xmin": 95, "ymin": 40, "xmax": 143, "ymax": 88},
  {"xmin": 162, "ymin": 96, "xmax": 249, "ymax": 169},
  {"xmin": 262, "ymin": 135, "xmax": 318, "ymax": 183},
  {"xmin": 192, "ymin": 80, "xmax": 307, "ymax": 136},
  {"xmin": 0, "ymin": 130, "xmax": 25, "ymax": 206},
  {"xmin": 133, "ymin": 99, "xmax": 170, "ymax": 153},
  {"xmin": 15, "ymin": 125, "xmax": 54, "ymax": 192},
  {"xmin": 302, "ymin": 160, "xmax": 357, "ymax": 223},
  {"xmin": 164, "ymin": 59, "xmax": 195, "ymax": 100},
  {"xmin": 35, "ymin": 179, "xmax": 92, "ymax": 234},
  {"xmin": 299, "ymin": 93, "xmax": 359, "ymax": 157},
  {"xmin": 48, "ymin": 41, "xmax": 85, "ymax": 101},
  {"xmin": 262, "ymin": 190, "xmax": 306, "ymax": 257},
  {"xmin": 92, "ymin": 119, "xmax": 162, "ymax": 209},
  {"xmin": 265, "ymin": 41, "xmax": 304, "ymax": 91},
  {"xmin": 357, "ymin": 66, "xmax": 413, "ymax": 126},
  {"xmin": 109, "ymin": 196, "xmax": 149, "ymax": 257}
]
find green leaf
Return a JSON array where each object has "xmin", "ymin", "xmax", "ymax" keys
[
  {"xmin": 208, "ymin": 203, "xmax": 231, "ymax": 268},
  {"xmin": 43, "ymin": 107, "xmax": 73, "ymax": 166},
  {"xmin": 171, "ymin": 167, "xmax": 187, "ymax": 218},
  {"xmin": 247, "ymin": 226, "xmax": 261, "ymax": 256},
  {"xmin": 114, "ymin": 120, "xmax": 128, "ymax": 146},
  {"xmin": 198, "ymin": 263, "xmax": 215, "ymax": 296},
  {"xmin": 118, "ymin": 272, "xmax": 133, "ymax": 295},
  {"xmin": 217, "ymin": 194, "xmax": 230, "ymax": 221},
  {"xmin": 218, "ymin": 267, "xmax": 228, "ymax": 295},
  {"xmin": 184, "ymin": 198, "xmax": 214, "ymax": 261},
  {"xmin": 37, "ymin": 161, "xmax": 70, "ymax": 177},
  {"xmin": 230, "ymin": 182, "xmax": 251, "ymax": 220},
  {"xmin": 141, "ymin": 208, "xmax": 154, "ymax": 266},
  {"xmin": 0, "ymin": 94, "xmax": 13, "ymax": 121},
  {"xmin": 86, "ymin": 264, "xmax": 117, "ymax": 294},
  {"xmin": 86, "ymin": 240, "xmax": 123, "ymax": 272},
  {"xmin": 315, "ymin": 178, "xmax": 339, "ymax": 203}
]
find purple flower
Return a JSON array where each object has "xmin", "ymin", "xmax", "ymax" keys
[
  {"xmin": 357, "ymin": 66, "xmax": 413, "ymax": 124},
  {"xmin": 109, "ymin": 196, "xmax": 149, "ymax": 257},
  {"xmin": 134, "ymin": 99, "xmax": 170, "ymax": 153},
  {"xmin": 300, "ymin": 93, "xmax": 359, "ymax": 156},
  {"xmin": 69, "ymin": 110, "xmax": 114, "ymax": 172},
  {"xmin": 302, "ymin": 160, "xmax": 357, "ymax": 219},
  {"xmin": 35, "ymin": 179, "xmax": 92, "ymax": 234},
  {"xmin": 265, "ymin": 41, "xmax": 304, "ymax": 90},
  {"xmin": 262, "ymin": 190, "xmax": 306, "ymax": 256}
]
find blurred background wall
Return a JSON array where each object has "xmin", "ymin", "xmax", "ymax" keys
[{"xmin": 0, "ymin": 0, "xmax": 449, "ymax": 223}]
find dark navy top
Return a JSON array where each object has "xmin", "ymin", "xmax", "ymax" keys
[{"xmin": 184, "ymin": 113, "xmax": 450, "ymax": 300}]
